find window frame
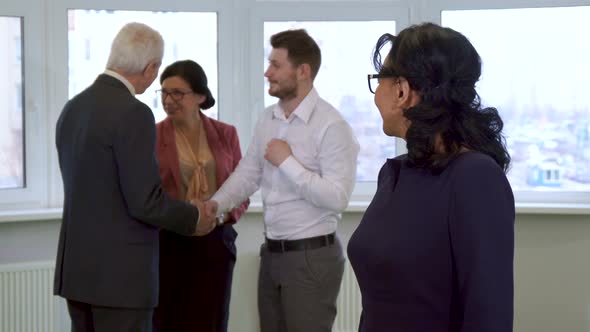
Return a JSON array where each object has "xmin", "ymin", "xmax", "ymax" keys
[{"xmin": 0, "ymin": 0, "xmax": 48, "ymax": 210}]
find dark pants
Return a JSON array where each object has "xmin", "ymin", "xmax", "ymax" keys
[
  {"xmin": 67, "ymin": 299, "xmax": 153, "ymax": 332},
  {"xmin": 258, "ymin": 235, "xmax": 345, "ymax": 332},
  {"xmin": 154, "ymin": 226, "xmax": 237, "ymax": 332}
]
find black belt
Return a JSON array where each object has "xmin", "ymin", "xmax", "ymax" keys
[{"xmin": 265, "ymin": 233, "xmax": 335, "ymax": 253}]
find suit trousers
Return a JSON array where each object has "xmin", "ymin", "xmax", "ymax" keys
[
  {"xmin": 258, "ymin": 235, "xmax": 345, "ymax": 332},
  {"xmin": 67, "ymin": 299, "xmax": 153, "ymax": 332}
]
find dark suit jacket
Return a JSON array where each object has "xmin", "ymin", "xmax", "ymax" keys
[
  {"xmin": 54, "ymin": 74, "xmax": 200, "ymax": 309},
  {"xmin": 155, "ymin": 115, "xmax": 249, "ymax": 256}
]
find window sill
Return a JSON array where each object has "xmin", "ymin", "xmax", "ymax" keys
[
  {"xmin": 514, "ymin": 202, "xmax": 590, "ymax": 215},
  {"xmin": 0, "ymin": 208, "xmax": 62, "ymax": 224},
  {"xmin": 235, "ymin": 200, "xmax": 590, "ymax": 215},
  {"xmin": 1, "ymin": 202, "xmax": 590, "ymax": 224}
]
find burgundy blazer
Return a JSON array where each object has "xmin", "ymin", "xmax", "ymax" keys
[{"xmin": 155, "ymin": 113, "xmax": 249, "ymax": 224}]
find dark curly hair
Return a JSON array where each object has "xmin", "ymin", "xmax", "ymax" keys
[
  {"xmin": 372, "ymin": 23, "xmax": 510, "ymax": 173},
  {"xmin": 159, "ymin": 60, "xmax": 215, "ymax": 110}
]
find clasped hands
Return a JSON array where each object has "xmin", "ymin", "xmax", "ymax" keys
[{"xmin": 190, "ymin": 199, "xmax": 220, "ymax": 236}]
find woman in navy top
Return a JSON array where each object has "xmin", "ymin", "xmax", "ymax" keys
[{"xmin": 348, "ymin": 23, "xmax": 515, "ymax": 332}]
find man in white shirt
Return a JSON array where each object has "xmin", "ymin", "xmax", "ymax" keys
[{"xmin": 208, "ymin": 29, "xmax": 359, "ymax": 332}]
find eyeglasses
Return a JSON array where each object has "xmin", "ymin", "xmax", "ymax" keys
[
  {"xmin": 367, "ymin": 74, "xmax": 397, "ymax": 94},
  {"xmin": 155, "ymin": 89, "xmax": 194, "ymax": 102}
]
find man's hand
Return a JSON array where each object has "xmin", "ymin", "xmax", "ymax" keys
[
  {"xmin": 190, "ymin": 198, "xmax": 216, "ymax": 236},
  {"xmin": 204, "ymin": 200, "xmax": 219, "ymax": 219},
  {"xmin": 264, "ymin": 139, "xmax": 292, "ymax": 166}
]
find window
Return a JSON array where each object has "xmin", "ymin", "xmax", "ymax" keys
[
  {"xmin": 0, "ymin": 0, "xmax": 48, "ymax": 211},
  {"xmin": 442, "ymin": 6, "xmax": 590, "ymax": 194},
  {"xmin": 263, "ymin": 21, "xmax": 396, "ymax": 182},
  {"xmin": 5, "ymin": 1, "xmax": 586, "ymax": 215},
  {"xmin": 14, "ymin": 34, "xmax": 21, "ymax": 62},
  {"xmin": 0, "ymin": 16, "xmax": 24, "ymax": 189},
  {"xmin": 67, "ymin": 10, "xmax": 218, "ymax": 122}
]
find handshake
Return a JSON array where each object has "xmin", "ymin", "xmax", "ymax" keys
[{"xmin": 190, "ymin": 199, "xmax": 221, "ymax": 236}]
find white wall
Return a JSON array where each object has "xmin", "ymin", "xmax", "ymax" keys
[{"xmin": 2, "ymin": 212, "xmax": 590, "ymax": 332}]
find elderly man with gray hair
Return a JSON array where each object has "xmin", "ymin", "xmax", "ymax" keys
[{"xmin": 54, "ymin": 22, "xmax": 216, "ymax": 332}]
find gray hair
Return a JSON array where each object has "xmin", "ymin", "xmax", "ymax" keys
[{"xmin": 106, "ymin": 22, "xmax": 164, "ymax": 75}]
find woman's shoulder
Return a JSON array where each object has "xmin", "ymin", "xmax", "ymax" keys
[
  {"xmin": 447, "ymin": 151, "xmax": 510, "ymax": 187},
  {"xmin": 202, "ymin": 114, "xmax": 237, "ymax": 133},
  {"xmin": 450, "ymin": 151, "xmax": 502, "ymax": 173},
  {"xmin": 377, "ymin": 154, "xmax": 408, "ymax": 182},
  {"xmin": 383, "ymin": 154, "xmax": 408, "ymax": 170},
  {"xmin": 448, "ymin": 152, "xmax": 515, "ymax": 214},
  {"xmin": 155, "ymin": 117, "xmax": 173, "ymax": 140},
  {"xmin": 156, "ymin": 116, "xmax": 172, "ymax": 128},
  {"xmin": 388, "ymin": 153, "xmax": 408, "ymax": 164}
]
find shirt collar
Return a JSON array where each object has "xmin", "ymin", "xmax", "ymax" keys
[
  {"xmin": 103, "ymin": 69, "xmax": 136, "ymax": 95},
  {"xmin": 272, "ymin": 87, "xmax": 319, "ymax": 124}
]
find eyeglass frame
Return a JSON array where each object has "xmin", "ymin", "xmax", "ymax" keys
[
  {"xmin": 367, "ymin": 73, "xmax": 398, "ymax": 94},
  {"xmin": 155, "ymin": 89, "xmax": 195, "ymax": 102}
]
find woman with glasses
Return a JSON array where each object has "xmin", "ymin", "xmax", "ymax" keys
[
  {"xmin": 153, "ymin": 60, "xmax": 249, "ymax": 332},
  {"xmin": 348, "ymin": 23, "xmax": 515, "ymax": 332}
]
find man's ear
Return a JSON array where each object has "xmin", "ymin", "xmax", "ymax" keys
[
  {"xmin": 144, "ymin": 60, "xmax": 160, "ymax": 77},
  {"xmin": 297, "ymin": 63, "xmax": 311, "ymax": 80}
]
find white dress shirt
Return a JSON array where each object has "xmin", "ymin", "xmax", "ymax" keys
[
  {"xmin": 212, "ymin": 88, "xmax": 359, "ymax": 240},
  {"xmin": 103, "ymin": 69, "xmax": 136, "ymax": 95}
]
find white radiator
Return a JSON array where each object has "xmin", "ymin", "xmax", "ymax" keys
[
  {"xmin": 0, "ymin": 260, "xmax": 361, "ymax": 332},
  {"xmin": 334, "ymin": 262, "xmax": 362, "ymax": 332},
  {"xmin": 0, "ymin": 261, "xmax": 67, "ymax": 332}
]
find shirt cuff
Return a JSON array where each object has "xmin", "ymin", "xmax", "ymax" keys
[
  {"xmin": 279, "ymin": 155, "xmax": 306, "ymax": 183},
  {"xmin": 211, "ymin": 191, "xmax": 232, "ymax": 214}
]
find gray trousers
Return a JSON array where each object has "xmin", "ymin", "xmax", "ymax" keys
[{"xmin": 258, "ymin": 236, "xmax": 345, "ymax": 332}]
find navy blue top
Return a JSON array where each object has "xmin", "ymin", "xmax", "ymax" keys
[{"xmin": 348, "ymin": 152, "xmax": 514, "ymax": 332}]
